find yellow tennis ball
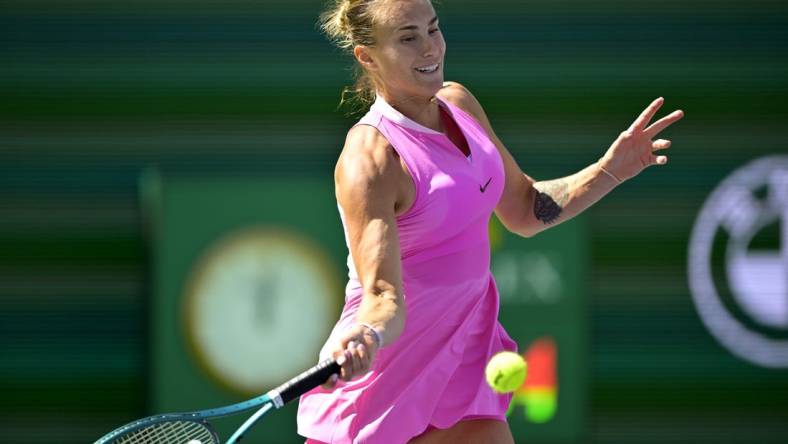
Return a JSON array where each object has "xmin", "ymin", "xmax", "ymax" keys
[{"xmin": 485, "ymin": 351, "xmax": 527, "ymax": 394}]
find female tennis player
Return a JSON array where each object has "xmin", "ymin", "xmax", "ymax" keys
[{"xmin": 297, "ymin": 0, "xmax": 684, "ymax": 442}]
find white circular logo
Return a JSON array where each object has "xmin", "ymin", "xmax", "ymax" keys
[
  {"xmin": 183, "ymin": 227, "xmax": 341, "ymax": 394},
  {"xmin": 688, "ymin": 155, "xmax": 788, "ymax": 368}
]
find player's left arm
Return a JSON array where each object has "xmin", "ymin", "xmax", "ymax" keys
[{"xmin": 437, "ymin": 81, "xmax": 684, "ymax": 238}]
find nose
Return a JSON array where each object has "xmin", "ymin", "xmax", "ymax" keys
[{"xmin": 422, "ymin": 35, "xmax": 437, "ymax": 59}]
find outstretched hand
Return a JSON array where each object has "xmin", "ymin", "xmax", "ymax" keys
[{"xmin": 598, "ymin": 97, "xmax": 684, "ymax": 183}]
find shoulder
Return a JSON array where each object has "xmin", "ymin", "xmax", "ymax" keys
[
  {"xmin": 335, "ymin": 124, "xmax": 401, "ymax": 198},
  {"xmin": 435, "ymin": 81, "xmax": 487, "ymax": 122}
]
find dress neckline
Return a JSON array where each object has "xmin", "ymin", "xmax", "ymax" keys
[
  {"xmin": 370, "ymin": 93, "xmax": 447, "ymax": 136},
  {"xmin": 371, "ymin": 93, "xmax": 473, "ymax": 163}
]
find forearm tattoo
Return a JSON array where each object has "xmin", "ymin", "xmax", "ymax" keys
[{"xmin": 533, "ymin": 180, "xmax": 570, "ymax": 225}]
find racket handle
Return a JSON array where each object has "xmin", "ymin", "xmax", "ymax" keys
[{"xmin": 266, "ymin": 358, "xmax": 341, "ymax": 407}]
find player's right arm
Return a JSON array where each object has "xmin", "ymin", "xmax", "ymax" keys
[{"xmin": 324, "ymin": 124, "xmax": 408, "ymax": 387}]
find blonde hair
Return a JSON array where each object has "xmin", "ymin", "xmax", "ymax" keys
[{"xmin": 319, "ymin": 0, "xmax": 409, "ymax": 114}]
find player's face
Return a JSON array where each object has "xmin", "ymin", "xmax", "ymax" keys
[{"xmin": 362, "ymin": 0, "xmax": 445, "ymax": 100}]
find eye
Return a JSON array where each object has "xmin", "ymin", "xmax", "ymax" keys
[
  {"xmin": 401, "ymin": 36, "xmax": 416, "ymax": 43},
  {"xmin": 429, "ymin": 28, "xmax": 440, "ymax": 34}
]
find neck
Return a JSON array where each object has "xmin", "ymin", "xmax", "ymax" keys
[{"xmin": 378, "ymin": 90, "xmax": 442, "ymax": 133}]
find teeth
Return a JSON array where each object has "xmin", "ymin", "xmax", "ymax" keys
[{"xmin": 416, "ymin": 64, "xmax": 439, "ymax": 73}]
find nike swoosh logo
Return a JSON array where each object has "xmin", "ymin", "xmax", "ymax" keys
[{"xmin": 480, "ymin": 177, "xmax": 492, "ymax": 193}]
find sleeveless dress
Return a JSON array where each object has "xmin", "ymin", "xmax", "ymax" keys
[{"xmin": 296, "ymin": 92, "xmax": 517, "ymax": 443}]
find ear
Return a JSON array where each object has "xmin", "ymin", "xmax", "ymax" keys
[{"xmin": 353, "ymin": 46, "xmax": 378, "ymax": 72}]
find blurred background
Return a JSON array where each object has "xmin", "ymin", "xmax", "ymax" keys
[{"xmin": 2, "ymin": 0, "xmax": 787, "ymax": 442}]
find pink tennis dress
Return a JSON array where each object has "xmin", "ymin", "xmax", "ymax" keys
[{"xmin": 297, "ymin": 93, "xmax": 517, "ymax": 443}]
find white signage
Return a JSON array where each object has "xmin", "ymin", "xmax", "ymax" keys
[
  {"xmin": 494, "ymin": 251, "xmax": 564, "ymax": 305},
  {"xmin": 688, "ymin": 156, "xmax": 788, "ymax": 367}
]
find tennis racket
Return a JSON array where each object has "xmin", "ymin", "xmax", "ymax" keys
[{"xmin": 94, "ymin": 358, "xmax": 340, "ymax": 444}]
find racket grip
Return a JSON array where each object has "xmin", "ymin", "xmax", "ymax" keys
[{"xmin": 267, "ymin": 358, "xmax": 341, "ymax": 407}]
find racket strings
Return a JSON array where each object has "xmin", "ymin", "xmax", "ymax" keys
[{"xmin": 113, "ymin": 420, "xmax": 217, "ymax": 444}]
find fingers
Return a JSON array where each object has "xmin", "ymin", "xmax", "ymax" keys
[
  {"xmin": 650, "ymin": 154, "xmax": 668, "ymax": 165},
  {"xmin": 649, "ymin": 140, "xmax": 670, "ymax": 166},
  {"xmin": 321, "ymin": 324, "xmax": 379, "ymax": 390},
  {"xmin": 343, "ymin": 342, "xmax": 360, "ymax": 379},
  {"xmin": 339, "ymin": 341, "xmax": 370, "ymax": 381},
  {"xmin": 356, "ymin": 342, "xmax": 368, "ymax": 363},
  {"xmin": 321, "ymin": 361, "xmax": 340, "ymax": 389},
  {"xmin": 645, "ymin": 109, "xmax": 684, "ymax": 138},
  {"xmin": 629, "ymin": 97, "xmax": 664, "ymax": 133},
  {"xmin": 321, "ymin": 350, "xmax": 349, "ymax": 389},
  {"xmin": 652, "ymin": 139, "xmax": 671, "ymax": 151},
  {"xmin": 322, "ymin": 340, "xmax": 372, "ymax": 389}
]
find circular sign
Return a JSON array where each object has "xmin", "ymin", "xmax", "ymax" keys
[
  {"xmin": 183, "ymin": 227, "xmax": 341, "ymax": 394},
  {"xmin": 688, "ymin": 155, "xmax": 788, "ymax": 367}
]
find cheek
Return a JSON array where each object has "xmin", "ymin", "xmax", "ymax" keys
[
  {"xmin": 383, "ymin": 46, "xmax": 413, "ymax": 65},
  {"xmin": 377, "ymin": 50, "xmax": 402, "ymax": 73},
  {"xmin": 437, "ymin": 34, "xmax": 447, "ymax": 55}
]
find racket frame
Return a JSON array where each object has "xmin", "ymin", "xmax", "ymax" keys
[{"xmin": 95, "ymin": 357, "xmax": 340, "ymax": 444}]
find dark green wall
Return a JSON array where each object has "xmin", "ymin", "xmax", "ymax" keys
[{"xmin": 2, "ymin": 0, "xmax": 787, "ymax": 442}]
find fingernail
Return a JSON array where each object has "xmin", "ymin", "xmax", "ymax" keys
[
  {"xmin": 331, "ymin": 374, "xmax": 338, "ymax": 383},
  {"xmin": 337, "ymin": 355, "xmax": 346, "ymax": 366},
  {"xmin": 357, "ymin": 343, "xmax": 365, "ymax": 350},
  {"xmin": 347, "ymin": 341, "xmax": 357, "ymax": 350}
]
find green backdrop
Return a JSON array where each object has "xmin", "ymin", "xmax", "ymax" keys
[
  {"xmin": 146, "ymin": 173, "xmax": 347, "ymax": 443},
  {"xmin": 1, "ymin": 0, "xmax": 787, "ymax": 443},
  {"xmin": 146, "ymin": 174, "xmax": 588, "ymax": 443}
]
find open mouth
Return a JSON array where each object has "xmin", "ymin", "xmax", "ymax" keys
[{"xmin": 415, "ymin": 63, "xmax": 440, "ymax": 73}]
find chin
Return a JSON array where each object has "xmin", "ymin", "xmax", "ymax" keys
[
  {"xmin": 392, "ymin": 74, "xmax": 445, "ymax": 101},
  {"xmin": 418, "ymin": 76, "xmax": 445, "ymax": 98}
]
